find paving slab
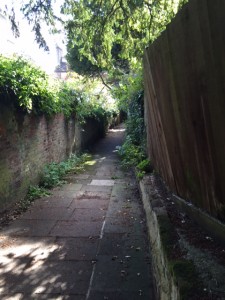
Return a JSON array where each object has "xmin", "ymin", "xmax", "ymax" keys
[
  {"xmin": 106, "ymin": 199, "xmax": 143, "ymax": 218},
  {"xmin": 34, "ymin": 196, "xmax": 74, "ymax": 208},
  {"xmin": 0, "ymin": 294, "xmax": 85, "ymax": 300},
  {"xmin": 0, "ymin": 125, "xmax": 156, "ymax": 299},
  {"xmin": 98, "ymin": 233, "xmax": 149, "ymax": 257},
  {"xmin": 70, "ymin": 208, "xmax": 106, "ymax": 222},
  {"xmin": 0, "ymin": 219, "xmax": 56, "ymax": 237},
  {"xmin": 21, "ymin": 294, "xmax": 85, "ymax": 300},
  {"xmin": 75, "ymin": 191, "xmax": 111, "ymax": 200},
  {"xmin": 89, "ymin": 179, "xmax": 114, "ymax": 186},
  {"xmin": 60, "ymin": 183, "xmax": 83, "ymax": 192},
  {"xmin": 49, "ymin": 237, "xmax": 99, "ymax": 261},
  {"xmin": 50, "ymin": 221, "xmax": 103, "ymax": 238},
  {"xmin": 89, "ymin": 254, "xmax": 154, "ymax": 292},
  {"xmin": 20, "ymin": 206, "xmax": 74, "ymax": 220},
  {"xmin": 0, "ymin": 236, "xmax": 56, "ymax": 260},
  {"xmin": 0, "ymin": 294, "xmax": 24, "ymax": 300},
  {"xmin": 71, "ymin": 174, "xmax": 90, "ymax": 180},
  {"xmin": 0, "ymin": 260, "xmax": 92, "ymax": 295},
  {"xmin": 103, "ymin": 217, "xmax": 145, "ymax": 235},
  {"xmin": 51, "ymin": 189, "xmax": 83, "ymax": 198},
  {"xmin": 88, "ymin": 290, "xmax": 154, "ymax": 300},
  {"xmin": 81, "ymin": 185, "xmax": 113, "ymax": 193},
  {"xmin": 70, "ymin": 199, "xmax": 109, "ymax": 210}
]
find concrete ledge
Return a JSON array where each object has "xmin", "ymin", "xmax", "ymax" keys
[
  {"xmin": 138, "ymin": 174, "xmax": 206, "ymax": 300},
  {"xmin": 173, "ymin": 194, "xmax": 225, "ymax": 246},
  {"xmin": 139, "ymin": 175, "xmax": 179, "ymax": 300}
]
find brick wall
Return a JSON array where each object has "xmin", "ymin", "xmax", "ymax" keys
[{"xmin": 0, "ymin": 102, "xmax": 105, "ymax": 211}]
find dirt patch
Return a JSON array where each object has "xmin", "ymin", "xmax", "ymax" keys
[{"xmin": 0, "ymin": 203, "xmax": 25, "ymax": 229}]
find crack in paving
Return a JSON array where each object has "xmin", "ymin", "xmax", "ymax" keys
[
  {"xmin": 0, "ymin": 124, "xmax": 156, "ymax": 299},
  {"xmin": 86, "ymin": 219, "xmax": 106, "ymax": 300}
]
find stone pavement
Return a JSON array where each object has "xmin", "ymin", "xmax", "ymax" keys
[{"xmin": 0, "ymin": 125, "xmax": 156, "ymax": 299}]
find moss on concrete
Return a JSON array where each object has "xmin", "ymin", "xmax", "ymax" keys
[
  {"xmin": 170, "ymin": 260, "xmax": 202, "ymax": 300},
  {"xmin": 158, "ymin": 215, "xmax": 203, "ymax": 299},
  {"xmin": 158, "ymin": 214, "xmax": 178, "ymax": 258}
]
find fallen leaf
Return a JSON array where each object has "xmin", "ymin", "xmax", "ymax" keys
[{"xmin": 91, "ymin": 260, "xmax": 97, "ymax": 264}]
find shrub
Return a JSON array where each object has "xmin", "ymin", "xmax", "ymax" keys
[
  {"xmin": 118, "ymin": 135, "xmax": 145, "ymax": 168},
  {"xmin": 39, "ymin": 154, "xmax": 89, "ymax": 188},
  {"xmin": 136, "ymin": 159, "xmax": 153, "ymax": 179},
  {"xmin": 0, "ymin": 55, "xmax": 118, "ymax": 122},
  {"xmin": 137, "ymin": 159, "xmax": 152, "ymax": 173},
  {"xmin": 118, "ymin": 87, "xmax": 148, "ymax": 170},
  {"xmin": 0, "ymin": 55, "xmax": 60, "ymax": 114}
]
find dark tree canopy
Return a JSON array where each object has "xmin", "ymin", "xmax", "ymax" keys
[
  {"xmin": 66, "ymin": 43, "xmax": 102, "ymax": 76},
  {"xmin": 63, "ymin": 0, "xmax": 188, "ymax": 73},
  {"xmin": 1, "ymin": 0, "xmax": 188, "ymax": 73}
]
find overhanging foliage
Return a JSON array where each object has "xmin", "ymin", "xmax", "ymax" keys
[
  {"xmin": 64, "ymin": 0, "xmax": 188, "ymax": 73},
  {"xmin": 1, "ymin": 0, "xmax": 188, "ymax": 75},
  {"xmin": 0, "ymin": 55, "xmax": 117, "ymax": 122}
]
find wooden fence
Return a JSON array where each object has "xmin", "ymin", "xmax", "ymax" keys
[{"xmin": 144, "ymin": 0, "xmax": 225, "ymax": 220}]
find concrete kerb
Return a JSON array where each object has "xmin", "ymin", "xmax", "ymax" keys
[
  {"xmin": 138, "ymin": 171, "xmax": 225, "ymax": 300},
  {"xmin": 114, "ymin": 146, "xmax": 225, "ymax": 300},
  {"xmin": 138, "ymin": 175, "xmax": 179, "ymax": 300}
]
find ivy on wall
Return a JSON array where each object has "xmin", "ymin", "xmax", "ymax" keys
[{"xmin": 0, "ymin": 55, "xmax": 117, "ymax": 123}]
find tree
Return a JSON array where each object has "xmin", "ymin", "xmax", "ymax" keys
[
  {"xmin": 63, "ymin": 0, "xmax": 188, "ymax": 72},
  {"xmin": 1, "ymin": 0, "xmax": 188, "ymax": 72},
  {"xmin": 66, "ymin": 42, "xmax": 102, "ymax": 76}
]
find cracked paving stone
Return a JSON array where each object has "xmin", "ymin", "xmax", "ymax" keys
[{"xmin": 0, "ymin": 125, "xmax": 156, "ymax": 299}]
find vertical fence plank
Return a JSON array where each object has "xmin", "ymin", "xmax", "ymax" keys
[{"xmin": 144, "ymin": 0, "xmax": 225, "ymax": 219}]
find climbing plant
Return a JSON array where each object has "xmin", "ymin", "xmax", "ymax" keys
[
  {"xmin": 0, "ymin": 55, "xmax": 68, "ymax": 115},
  {"xmin": 0, "ymin": 55, "xmax": 117, "ymax": 121}
]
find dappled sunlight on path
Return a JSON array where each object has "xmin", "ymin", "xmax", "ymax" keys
[{"xmin": 0, "ymin": 124, "xmax": 155, "ymax": 299}]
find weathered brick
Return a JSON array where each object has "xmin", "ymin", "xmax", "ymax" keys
[{"xmin": 0, "ymin": 103, "xmax": 106, "ymax": 211}]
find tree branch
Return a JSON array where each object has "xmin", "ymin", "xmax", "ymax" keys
[
  {"xmin": 100, "ymin": 0, "xmax": 121, "ymax": 34},
  {"xmin": 98, "ymin": 71, "xmax": 112, "ymax": 90}
]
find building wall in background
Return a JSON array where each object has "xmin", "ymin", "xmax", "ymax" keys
[{"xmin": 0, "ymin": 11, "xmax": 66, "ymax": 75}]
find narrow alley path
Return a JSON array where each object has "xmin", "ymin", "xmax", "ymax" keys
[{"xmin": 0, "ymin": 125, "xmax": 156, "ymax": 299}]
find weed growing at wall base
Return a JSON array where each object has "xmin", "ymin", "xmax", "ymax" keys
[
  {"xmin": 40, "ymin": 154, "xmax": 90, "ymax": 188},
  {"xmin": 136, "ymin": 159, "xmax": 152, "ymax": 179},
  {"xmin": 24, "ymin": 153, "xmax": 91, "ymax": 207},
  {"xmin": 117, "ymin": 86, "xmax": 153, "ymax": 179},
  {"xmin": 21, "ymin": 186, "xmax": 51, "ymax": 211},
  {"xmin": 118, "ymin": 135, "xmax": 146, "ymax": 168}
]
